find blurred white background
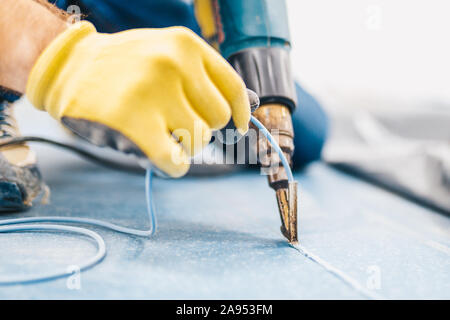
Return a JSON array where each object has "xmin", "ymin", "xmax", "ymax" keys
[
  {"xmin": 286, "ymin": 0, "xmax": 450, "ymax": 111},
  {"xmin": 284, "ymin": 1, "xmax": 449, "ymax": 213}
]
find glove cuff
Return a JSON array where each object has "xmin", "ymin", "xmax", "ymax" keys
[{"xmin": 26, "ymin": 21, "xmax": 96, "ymax": 110}]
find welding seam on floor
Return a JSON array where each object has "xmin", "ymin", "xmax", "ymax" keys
[{"xmin": 291, "ymin": 244, "xmax": 384, "ymax": 300}]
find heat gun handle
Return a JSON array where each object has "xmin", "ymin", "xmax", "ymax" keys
[{"xmin": 196, "ymin": 0, "xmax": 296, "ymax": 111}]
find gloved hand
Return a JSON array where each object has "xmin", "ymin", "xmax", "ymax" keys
[{"xmin": 26, "ymin": 21, "xmax": 250, "ymax": 177}]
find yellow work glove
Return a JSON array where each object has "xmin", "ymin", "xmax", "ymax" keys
[{"xmin": 26, "ymin": 21, "xmax": 250, "ymax": 177}]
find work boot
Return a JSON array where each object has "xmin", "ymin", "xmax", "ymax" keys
[{"xmin": 0, "ymin": 100, "xmax": 46, "ymax": 211}]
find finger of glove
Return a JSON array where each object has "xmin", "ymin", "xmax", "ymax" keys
[
  {"xmin": 164, "ymin": 96, "xmax": 212, "ymax": 157},
  {"xmin": 183, "ymin": 71, "xmax": 231, "ymax": 130},
  {"xmin": 141, "ymin": 116, "xmax": 190, "ymax": 178},
  {"xmin": 201, "ymin": 46, "xmax": 251, "ymax": 135},
  {"xmin": 164, "ymin": 27, "xmax": 250, "ymax": 134}
]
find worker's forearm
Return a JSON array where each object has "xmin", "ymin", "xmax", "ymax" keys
[{"xmin": 0, "ymin": 0, "xmax": 69, "ymax": 93}]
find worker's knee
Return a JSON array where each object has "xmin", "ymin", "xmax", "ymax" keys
[{"xmin": 291, "ymin": 82, "xmax": 329, "ymax": 170}]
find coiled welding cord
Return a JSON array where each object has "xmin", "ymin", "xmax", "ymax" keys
[
  {"xmin": 0, "ymin": 116, "xmax": 294, "ymax": 285},
  {"xmin": 0, "ymin": 164, "xmax": 156, "ymax": 285}
]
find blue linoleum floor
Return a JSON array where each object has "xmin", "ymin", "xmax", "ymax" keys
[{"xmin": 0, "ymin": 145, "xmax": 449, "ymax": 299}]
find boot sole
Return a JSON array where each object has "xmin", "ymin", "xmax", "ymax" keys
[{"xmin": 0, "ymin": 181, "xmax": 29, "ymax": 212}]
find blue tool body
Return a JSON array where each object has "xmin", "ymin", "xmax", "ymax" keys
[{"xmin": 215, "ymin": 0, "xmax": 291, "ymax": 58}]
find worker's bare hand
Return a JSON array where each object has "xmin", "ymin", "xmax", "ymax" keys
[{"xmin": 26, "ymin": 22, "xmax": 251, "ymax": 177}]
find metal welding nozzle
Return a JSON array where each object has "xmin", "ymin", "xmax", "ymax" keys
[{"xmin": 251, "ymin": 103, "xmax": 298, "ymax": 244}]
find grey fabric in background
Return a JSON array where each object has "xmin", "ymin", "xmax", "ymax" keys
[{"xmin": 324, "ymin": 105, "xmax": 450, "ymax": 214}]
